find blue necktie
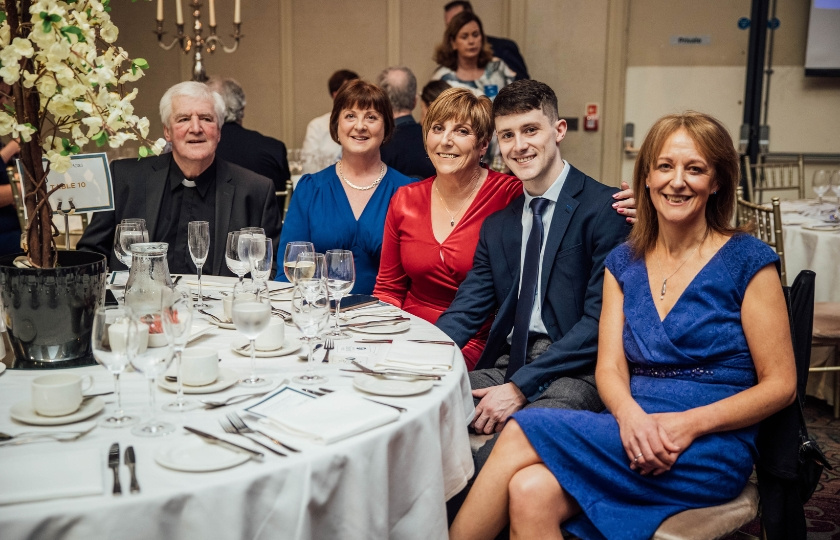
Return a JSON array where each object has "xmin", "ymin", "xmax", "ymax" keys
[{"xmin": 505, "ymin": 197, "xmax": 550, "ymax": 382}]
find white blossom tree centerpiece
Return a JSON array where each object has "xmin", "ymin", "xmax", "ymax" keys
[{"xmin": 0, "ymin": 0, "xmax": 165, "ymax": 268}]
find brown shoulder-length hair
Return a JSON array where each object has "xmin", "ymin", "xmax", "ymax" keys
[
  {"xmin": 628, "ymin": 111, "xmax": 741, "ymax": 256},
  {"xmin": 329, "ymin": 79, "xmax": 395, "ymax": 146},
  {"xmin": 433, "ymin": 11, "xmax": 494, "ymax": 71},
  {"xmin": 421, "ymin": 87, "xmax": 493, "ymax": 149}
]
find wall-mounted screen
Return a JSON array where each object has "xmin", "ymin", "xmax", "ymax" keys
[{"xmin": 806, "ymin": 0, "xmax": 840, "ymax": 76}]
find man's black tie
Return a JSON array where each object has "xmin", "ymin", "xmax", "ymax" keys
[{"xmin": 505, "ymin": 197, "xmax": 549, "ymax": 382}]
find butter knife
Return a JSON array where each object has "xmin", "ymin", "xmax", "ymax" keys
[
  {"xmin": 108, "ymin": 443, "xmax": 122, "ymax": 495},
  {"xmin": 125, "ymin": 446, "xmax": 140, "ymax": 494},
  {"xmin": 341, "ymin": 317, "xmax": 409, "ymax": 329},
  {"xmin": 184, "ymin": 426, "xmax": 265, "ymax": 461}
]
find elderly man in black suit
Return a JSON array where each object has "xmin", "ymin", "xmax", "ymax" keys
[
  {"xmin": 205, "ymin": 76, "xmax": 291, "ymax": 193},
  {"xmin": 77, "ymin": 81, "xmax": 280, "ymax": 277},
  {"xmin": 444, "ymin": 1, "xmax": 530, "ymax": 81},
  {"xmin": 377, "ymin": 67, "xmax": 436, "ymax": 180}
]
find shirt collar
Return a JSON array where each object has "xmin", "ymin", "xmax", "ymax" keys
[
  {"xmin": 523, "ymin": 159, "xmax": 569, "ymax": 208},
  {"xmin": 169, "ymin": 158, "xmax": 217, "ymax": 198}
]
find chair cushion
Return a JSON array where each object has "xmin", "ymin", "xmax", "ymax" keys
[
  {"xmin": 653, "ymin": 482, "xmax": 758, "ymax": 540},
  {"xmin": 813, "ymin": 303, "xmax": 840, "ymax": 340}
]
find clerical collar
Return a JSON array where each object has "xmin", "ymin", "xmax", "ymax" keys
[{"xmin": 169, "ymin": 158, "xmax": 217, "ymax": 198}]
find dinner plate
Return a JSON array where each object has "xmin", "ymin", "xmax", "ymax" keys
[
  {"xmin": 10, "ymin": 397, "xmax": 105, "ymax": 426},
  {"xmin": 157, "ymin": 368, "xmax": 239, "ymax": 394},
  {"xmin": 155, "ymin": 438, "xmax": 250, "ymax": 472},
  {"xmin": 231, "ymin": 338, "xmax": 302, "ymax": 357},
  {"xmin": 802, "ymin": 223, "xmax": 840, "ymax": 232},
  {"xmin": 352, "ymin": 374, "xmax": 433, "ymax": 397},
  {"xmin": 346, "ymin": 316, "xmax": 411, "ymax": 335}
]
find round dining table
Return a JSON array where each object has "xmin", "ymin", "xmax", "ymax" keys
[
  {"xmin": 779, "ymin": 199, "xmax": 840, "ymax": 302},
  {"xmin": 0, "ymin": 276, "xmax": 475, "ymax": 540}
]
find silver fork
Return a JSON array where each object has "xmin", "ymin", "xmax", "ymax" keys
[
  {"xmin": 322, "ymin": 338, "xmax": 334, "ymax": 363},
  {"xmin": 226, "ymin": 412, "xmax": 300, "ymax": 453},
  {"xmin": 0, "ymin": 424, "xmax": 96, "ymax": 446},
  {"xmin": 198, "ymin": 309, "xmax": 225, "ymax": 324},
  {"xmin": 219, "ymin": 417, "xmax": 287, "ymax": 457}
]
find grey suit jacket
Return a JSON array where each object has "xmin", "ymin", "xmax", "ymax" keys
[
  {"xmin": 77, "ymin": 153, "xmax": 281, "ymax": 277},
  {"xmin": 436, "ymin": 165, "xmax": 630, "ymax": 401}
]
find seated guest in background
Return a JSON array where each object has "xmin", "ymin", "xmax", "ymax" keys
[
  {"xmin": 436, "ymin": 80, "xmax": 631, "ymax": 472},
  {"xmin": 449, "ymin": 111, "xmax": 796, "ymax": 540},
  {"xmin": 443, "ymin": 1, "xmax": 529, "ymax": 81},
  {"xmin": 276, "ymin": 80, "xmax": 414, "ymax": 294},
  {"xmin": 377, "ymin": 67, "xmax": 436, "ymax": 180},
  {"xmin": 301, "ymin": 69, "xmax": 359, "ymax": 174},
  {"xmin": 0, "ymin": 82, "xmax": 21, "ymax": 256},
  {"xmin": 432, "ymin": 11, "xmax": 516, "ymax": 98},
  {"xmin": 420, "ymin": 80, "xmax": 452, "ymax": 124},
  {"xmin": 375, "ymin": 88, "xmax": 521, "ymax": 370},
  {"xmin": 78, "ymin": 81, "xmax": 280, "ymax": 276},
  {"xmin": 206, "ymin": 76, "xmax": 291, "ymax": 193}
]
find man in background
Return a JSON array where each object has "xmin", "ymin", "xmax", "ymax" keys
[
  {"xmin": 301, "ymin": 69, "xmax": 359, "ymax": 173},
  {"xmin": 377, "ymin": 67, "xmax": 435, "ymax": 179},
  {"xmin": 206, "ymin": 76, "xmax": 291, "ymax": 193},
  {"xmin": 444, "ymin": 1, "xmax": 529, "ymax": 80}
]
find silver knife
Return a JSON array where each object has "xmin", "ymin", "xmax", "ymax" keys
[
  {"xmin": 184, "ymin": 426, "xmax": 265, "ymax": 461},
  {"xmin": 125, "ymin": 446, "xmax": 140, "ymax": 494},
  {"xmin": 108, "ymin": 443, "xmax": 121, "ymax": 495},
  {"xmin": 341, "ymin": 317, "xmax": 409, "ymax": 328}
]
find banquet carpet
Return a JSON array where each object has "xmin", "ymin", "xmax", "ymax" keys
[{"xmin": 729, "ymin": 396, "xmax": 840, "ymax": 539}]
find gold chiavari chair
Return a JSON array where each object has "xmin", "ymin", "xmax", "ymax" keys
[
  {"xmin": 736, "ymin": 187, "xmax": 786, "ymax": 286},
  {"xmin": 744, "ymin": 154, "xmax": 805, "ymax": 204}
]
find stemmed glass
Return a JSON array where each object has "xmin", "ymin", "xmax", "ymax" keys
[
  {"xmin": 325, "ymin": 249, "xmax": 355, "ymax": 338},
  {"xmin": 232, "ymin": 281, "xmax": 272, "ymax": 387},
  {"xmin": 91, "ymin": 305, "xmax": 138, "ymax": 428},
  {"xmin": 128, "ymin": 310, "xmax": 175, "ymax": 437},
  {"xmin": 830, "ymin": 171, "xmax": 840, "ymax": 221},
  {"xmin": 238, "ymin": 227, "xmax": 266, "ymax": 289},
  {"xmin": 288, "ymin": 149, "xmax": 303, "ymax": 176},
  {"xmin": 249, "ymin": 236, "xmax": 273, "ymax": 289},
  {"xmin": 161, "ymin": 289, "xmax": 199, "ymax": 412},
  {"xmin": 283, "ymin": 241, "xmax": 315, "ymax": 283},
  {"xmin": 291, "ymin": 283, "xmax": 330, "ymax": 385},
  {"xmin": 813, "ymin": 170, "xmax": 830, "ymax": 204},
  {"xmin": 188, "ymin": 221, "xmax": 210, "ymax": 308},
  {"xmin": 225, "ymin": 231, "xmax": 249, "ymax": 285},
  {"xmin": 295, "ymin": 252, "xmax": 327, "ymax": 303},
  {"xmin": 113, "ymin": 222, "xmax": 147, "ymax": 269}
]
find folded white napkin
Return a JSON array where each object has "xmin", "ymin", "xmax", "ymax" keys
[
  {"xmin": 0, "ymin": 447, "xmax": 103, "ymax": 505},
  {"xmin": 375, "ymin": 341, "xmax": 455, "ymax": 373},
  {"xmin": 260, "ymin": 391, "xmax": 399, "ymax": 444}
]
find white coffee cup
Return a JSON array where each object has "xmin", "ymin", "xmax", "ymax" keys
[
  {"xmin": 223, "ymin": 292, "xmax": 256, "ymax": 322},
  {"xmin": 108, "ymin": 321, "xmax": 148, "ymax": 355},
  {"xmin": 255, "ymin": 318, "xmax": 285, "ymax": 351},
  {"xmin": 180, "ymin": 347, "xmax": 219, "ymax": 386},
  {"xmin": 31, "ymin": 373, "xmax": 94, "ymax": 417}
]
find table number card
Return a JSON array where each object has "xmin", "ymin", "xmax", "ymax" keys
[{"xmin": 17, "ymin": 153, "xmax": 114, "ymax": 218}]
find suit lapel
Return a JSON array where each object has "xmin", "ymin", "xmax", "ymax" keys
[
  {"xmin": 145, "ymin": 155, "xmax": 170, "ymax": 240},
  {"xmin": 539, "ymin": 166, "xmax": 584, "ymax": 301},
  {"xmin": 213, "ymin": 161, "xmax": 235, "ymax": 276}
]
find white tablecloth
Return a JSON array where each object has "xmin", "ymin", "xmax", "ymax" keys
[
  {"xmin": 0, "ymin": 278, "xmax": 475, "ymax": 540},
  {"xmin": 779, "ymin": 199, "xmax": 840, "ymax": 302}
]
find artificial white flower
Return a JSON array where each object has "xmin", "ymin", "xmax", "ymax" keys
[
  {"xmin": 46, "ymin": 150, "xmax": 73, "ymax": 173},
  {"xmin": 100, "ymin": 21, "xmax": 118, "ymax": 43}
]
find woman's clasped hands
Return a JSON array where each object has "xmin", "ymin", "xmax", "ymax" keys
[{"xmin": 617, "ymin": 406, "xmax": 698, "ymax": 476}]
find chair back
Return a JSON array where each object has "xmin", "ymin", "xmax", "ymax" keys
[
  {"xmin": 744, "ymin": 154, "xmax": 805, "ymax": 204},
  {"xmin": 737, "ymin": 187, "xmax": 787, "ymax": 286},
  {"xmin": 275, "ymin": 178, "xmax": 294, "ymax": 224}
]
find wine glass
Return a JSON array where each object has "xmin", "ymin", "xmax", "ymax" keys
[
  {"xmin": 114, "ymin": 222, "xmax": 146, "ymax": 268},
  {"xmin": 238, "ymin": 227, "xmax": 266, "ymax": 287},
  {"xmin": 91, "ymin": 305, "xmax": 138, "ymax": 428},
  {"xmin": 283, "ymin": 241, "xmax": 315, "ymax": 283},
  {"xmin": 161, "ymin": 289, "xmax": 199, "ymax": 412},
  {"xmin": 232, "ymin": 281, "xmax": 272, "ymax": 387},
  {"xmin": 288, "ymin": 148, "xmax": 303, "ymax": 176},
  {"xmin": 291, "ymin": 283, "xmax": 330, "ymax": 385},
  {"xmin": 188, "ymin": 221, "xmax": 210, "ymax": 308},
  {"xmin": 225, "ymin": 231, "xmax": 249, "ymax": 285},
  {"xmin": 813, "ymin": 170, "xmax": 830, "ymax": 204},
  {"xmin": 830, "ymin": 171, "xmax": 840, "ymax": 222},
  {"xmin": 128, "ymin": 310, "xmax": 175, "ymax": 437},
  {"xmin": 295, "ymin": 252, "xmax": 327, "ymax": 302},
  {"xmin": 249, "ymin": 236, "xmax": 273, "ymax": 288},
  {"xmin": 325, "ymin": 249, "xmax": 355, "ymax": 338}
]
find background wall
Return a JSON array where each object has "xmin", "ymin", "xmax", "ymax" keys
[{"xmin": 103, "ymin": 0, "xmax": 839, "ymax": 188}]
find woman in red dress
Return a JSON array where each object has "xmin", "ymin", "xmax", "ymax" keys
[{"xmin": 374, "ymin": 88, "xmax": 521, "ymax": 369}]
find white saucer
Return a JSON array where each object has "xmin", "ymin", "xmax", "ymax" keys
[
  {"xmin": 10, "ymin": 397, "xmax": 105, "ymax": 426},
  {"xmin": 207, "ymin": 317, "xmax": 236, "ymax": 330},
  {"xmin": 352, "ymin": 374, "xmax": 432, "ymax": 397},
  {"xmin": 347, "ymin": 316, "xmax": 411, "ymax": 335},
  {"xmin": 157, "ymin": 368, "xmax": 239, "ymax": 394},
  {"xmin": 231, "ymin": 338, "xmax": 302, "ymax": 357},
  {"xmin": 155, "ymin": 438, "xmax": 249, "ymax": 472}
]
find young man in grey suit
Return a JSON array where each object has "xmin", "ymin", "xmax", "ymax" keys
[
  {"xmin": 436, "ymin": 80, "xmax": 632, "ymax": 471},
  {"xmin": 77, "ymin": 81, "xmax": 280, "ymax": 277}
]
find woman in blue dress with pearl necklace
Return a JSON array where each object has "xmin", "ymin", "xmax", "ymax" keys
[
  {"xmin": 449, "ymin": 112, "xmax": 797, "ymax": 540},
  {"xmin": 276, "ymin": 80, "xmax": 413, "ymax": 294}
]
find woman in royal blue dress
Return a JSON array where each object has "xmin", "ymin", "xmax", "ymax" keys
[
  {"xmin": 276, "ymin": 80, "xmax": 413, "ymax": 294},
  {"xmin": 449, "ymin": 112, "xmax": 797, "ymax": 540}
]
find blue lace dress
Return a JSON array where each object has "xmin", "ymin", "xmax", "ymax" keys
[{"xmin": 513, "ymin": 234, "xmax": 779, "ymax": 539}]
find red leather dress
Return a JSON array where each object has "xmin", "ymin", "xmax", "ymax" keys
[{"xmin": 374, "ymin": 170, "xmax": 522, "ymax": 369}]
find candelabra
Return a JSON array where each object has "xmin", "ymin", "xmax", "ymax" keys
[{"xmin": 154, "ymin": 0, "xmax": 243, "ymax": 82}]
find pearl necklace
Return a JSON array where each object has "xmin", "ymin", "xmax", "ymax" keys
[
  {"xmin": 655, "ymin": 242, "xmax": 702, "ymax": 300},
  {"xmin": 433, "ymin": 168, "xmax": 482, "ymax": 227},
  {"xmin": 337, "ymin": 160, "xmax": 386, "ymax": 191}
]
